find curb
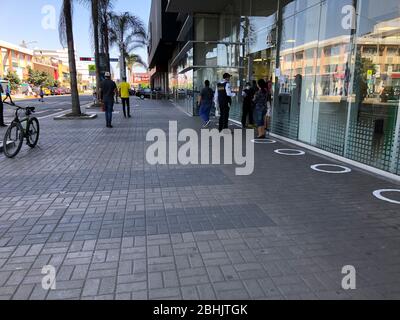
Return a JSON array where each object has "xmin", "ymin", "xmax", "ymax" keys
[{"xmin": 54, "ymin": 113, "xmax": 98, "ymax": 120}]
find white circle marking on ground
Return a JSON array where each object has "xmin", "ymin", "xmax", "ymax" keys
[
  {"xmin": 311, "ymin": 164, "xmax": 352, "ymax": 174},
  {"xmin": 274, "ymin": 149, "xmax": 306, "ymax": 156},
  {"xmin": 372, "ymin": 189, "xmax": 400, "ymax": 205},
  {"xmin": 251, "ymin": 139, "xmax": 277, "ymax": 144}
]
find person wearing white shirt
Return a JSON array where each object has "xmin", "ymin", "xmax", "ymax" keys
[{"xmin": 214, "ymin": 73, "xmax": 236, "ymax": 132}]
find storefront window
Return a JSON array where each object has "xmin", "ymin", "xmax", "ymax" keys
[{"xmin": 346, "ymin": 0, "xmax": 400, "ymax": 173}]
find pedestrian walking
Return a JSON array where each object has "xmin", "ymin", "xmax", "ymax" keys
[
  {"xmin": 119, "ymin": 77, "xmax": 131, "ymax": 118},
  {"xmin": 253, "ymin": 79, "xmax": 269, "ymax": 139},
  {"xmin": 2, "ymin": 79, "xmax": 15, "ymax": 105},
  {"xmin": 198, "ymin": 80, "xmax": 214, "ymax": 127},
  {"xmin": 100, "ymin": 72, "xmax": 118, "ymax": 128},
  {"xmin": 241, "ymin": 82, "xmax": 256, "ymax": 128},
  {"xmin": 0, "ymin": 84, "xmax": 6, "ymax": 127},
  {"xmin": 214, "ymin": 73, "xmax": 236, "ymax": 133},
  {"xmin": 39, "ymin": 86, "xmax": 45, "ymax": 102}
]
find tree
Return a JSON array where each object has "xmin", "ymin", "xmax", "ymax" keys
[
  {"xmin": 59, "ymin": 0, "xmax": 81, "ymax": 115},
  {"xmin": 353, "ymin": 53, "xmax": 375, "ymax": 105},
  {"xmin": 90, "ymin": 0, "xmax": 101, "ymax": 101},
  {"xmin": 99, "ymin": 0, "xmax": 114, "ymax": 73},
  {"xmin": 5, "ymin": 71, "xmax": 21, "ymax": 91},
  {"xmin": 109, "ymin": 12, "xmax": 147, "ymax": 80},
  {"xmin": 126, "ymin": 53, "xmax": 147, "ymax": 82},
  {"xmin": 81, "ymin": 0, "xmax": 114, "ymax": 103},
  {"xmin": 27, "ymin": 67, "xmax": 58, "ymax": 87}
]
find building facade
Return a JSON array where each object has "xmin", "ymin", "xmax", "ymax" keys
[
  {"xmin": 0, "ymin": 40, "xmax": 34, "ymax": 80},
  {"xmin": 148, "ymin": 0, "xmax": 400, "ymax": 176}
]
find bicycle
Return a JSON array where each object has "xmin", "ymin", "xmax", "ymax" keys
[{"xmin": 2, "ymin": 102, "xmax": 40, "ymax": 158}]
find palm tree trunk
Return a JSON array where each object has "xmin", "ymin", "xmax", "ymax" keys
[
  {"xmin": 64, "ymin": 0, "xmax": 81, "ymax": 115},
  {"xmin": 92, "ymin": 0, "xmax": 101, "ymax": 101},
  {"xmin": 103, "ymin": 13, "xmax": 111, "ymax": 72},
  {"xmin": 119, "ymin": 45, "xmax": 126, "ymax": 80}
]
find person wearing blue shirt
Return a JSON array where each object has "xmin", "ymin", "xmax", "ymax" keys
[{"xmin": 2, "ymin": 79, "xmax": 15, "ymax": 106}]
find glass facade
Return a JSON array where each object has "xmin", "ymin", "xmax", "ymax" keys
[
  {"xmin": 167, "ymin": 0, "xmax": 400, "ymax": 176},
  {"xmin": 273, "ymin": 0, "xmax": 400, "ymax": 174}
]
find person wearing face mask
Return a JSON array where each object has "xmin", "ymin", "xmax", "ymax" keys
[{"xmin": 241, "ymin": 82, "xmax": 255, "ymax": 128}]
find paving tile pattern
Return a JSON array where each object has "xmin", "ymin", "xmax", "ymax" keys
[{"xmin": 0, "ymin": 99, "xmax": 400, "ymax": 300}]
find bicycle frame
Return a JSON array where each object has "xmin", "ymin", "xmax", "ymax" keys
[{"xmin": 5, "ymin": 102, "xmax": 35, "ymax": 137}]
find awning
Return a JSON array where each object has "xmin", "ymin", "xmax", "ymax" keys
[{"xmin": 166, "ymin": 0, "xmax": 286, "ymax": 16}]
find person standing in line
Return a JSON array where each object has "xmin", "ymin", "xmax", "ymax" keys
[
  {"xmin": 265, "ymin": 77, "xmax": 273, "ymax": 135},
  {"xmin": 100, "ymin": 72, "xmax": 118, "ymax": 128},
  {"xmin": 119, "ymin": 77, "xmax": 132, "ymax": 118},
  {"xmin": 2, "ymin": 79, "xmax": 15, "ymax": 105},
  {"xmin": 214, "ymin": 73, "xmax": 236, "ymax": 133},
  {"xmin": 253, "ymin": 79, "xmax": 269, "ymax": 139},
  {"xmin": 0, "ymin": 84, "xmax": 6, "ymax": 127},
  {"xmin": 198, "ymin": 80, "xmax": 214, "ymax": 128},
  {"xmin": 241, "ymin": 82, "xmax": 256, "ymax": 128}
]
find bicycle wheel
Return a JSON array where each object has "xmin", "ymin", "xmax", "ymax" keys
[
  {"xmin": 27, "ymin": 117, "xmax": 40, "ymax": 148},
  {"xmin": 3, "ymin": 122, "xmax": 24, "ymax": 158}
]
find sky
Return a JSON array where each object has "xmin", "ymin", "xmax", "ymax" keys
[{"xmin": 0, "ymin": 0, "xmax": 151, "ymax": 73}]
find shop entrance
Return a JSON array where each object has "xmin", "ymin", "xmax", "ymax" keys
[{"xmin": 246, "ymin": 48, "xmax": 275, "ymax": 83}]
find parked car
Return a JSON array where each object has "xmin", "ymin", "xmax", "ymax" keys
[
  {"xmin": 43, "ymin": 87, "xmax": 52, "ymax": 96},
  {"xmin": 136, "ymin": 88, "xmax": 152, "ymax": 100},
  {"xmin": 380, "ymin": 86, "xmax": 400, "ymax": 102},
  {"xmin": 54, "ymin": 87, "xmax": 66, "ymax": 95},
  {"xmin": 64, "ymin": 87, "xmax": 71, "ymax": 94}
]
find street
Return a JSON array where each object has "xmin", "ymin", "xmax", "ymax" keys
[
  {"xmin": 0, "ymin": 98, "xmax": 399, "ymax": 300},
  {"xmin": 1, "ymin": 95, "xmax": 94, "ymax": 124}
]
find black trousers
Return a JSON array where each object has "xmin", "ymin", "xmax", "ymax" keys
[
  {"xmin": 219, "ymin": 103, "xmax": 230, "ymax": 132},
  {"xmin": 3, "ymin": 93, "xmax": 13, "ymax": 105},
  {"xmin": 122, "ymin": 98, "xmax": 130, "ymax": 117},
  {"xmin": 242, "ymin": 102, "xmax": 254, "ymax": 127}
]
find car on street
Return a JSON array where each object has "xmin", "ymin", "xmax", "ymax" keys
[
  {"xmin": 43, "ymin": 87, "xmax": 52, "ymax": 96},
  {"xmin": 380, "ymin": 86, "xmax": 400, "ymax": 102},
  {"xmin": 136, "ymin": 88, "xmax": 152, "ymax": 100},
  {"xmin": 54, "ymin": 87, "xmax": 66, "ymax": 95},
  {"xmin": 64, "ymin": 87, "xmax": 71, "ymax": 94}
]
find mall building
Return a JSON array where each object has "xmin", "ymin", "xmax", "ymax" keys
[{"xmin": 148, "ymin": 0, "xmax": 400, "ymax": 177}]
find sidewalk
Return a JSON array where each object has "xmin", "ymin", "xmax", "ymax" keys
[{"xmin": 0, "ymin": 98, "xmax": 399, "ymax": 300}]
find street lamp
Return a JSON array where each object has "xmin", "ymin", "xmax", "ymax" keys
[{"xmin": 20, "ymin": 41, "xmax": 38, "ymax": 48}]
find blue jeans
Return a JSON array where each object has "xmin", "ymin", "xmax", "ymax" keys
[
  {"xmin": 254, "ymin": 108, "xmax": 267, "ymax": 127},
  {"xmin": 199, "ymin": 100, "xmax": 212, "ymax": 123},
  {"xmin": 104, "ymin": 99, "xmax": 114, "ymax": 125}
]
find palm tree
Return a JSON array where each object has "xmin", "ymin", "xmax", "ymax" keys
[
  {"xmin": 99, "ymin": 0, "xmax": 114, "ymax": 73},
  {"xmin": 126, "ymin": 53, "xmax": 147, "ymax": 82},
  {"xmin": 91, "ymin": 0, "xmax": 101, "ymax": 101},
  {"xmin": 109, "ymin": 12, "xmax": 147, "ymax": 80},
  {"xmin": 59, "ymin": 0, "xmax": 81, "ymax": 115},
  {"xmin": 80, "ymin": 0, "xmax": 112, "ymax": 103}
]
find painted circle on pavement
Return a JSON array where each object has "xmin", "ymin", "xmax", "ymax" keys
[
  {"xmin": 251, "ymin": 139, "xmax": 277, "ymax": 144},
  {"xmin": 274, "ymin": 149, "xmax": 305, "ymax": 156},
  {"xmin": 311, "ymin": 164, "xmax": 352, "ymax": 174},
  {"xmin": 373, "ymin": 189, "xmax": 400, "ymax": 205}
]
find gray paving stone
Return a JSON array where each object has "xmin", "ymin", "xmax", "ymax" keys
[{"xmin": 0, "ymin": 99, "xmax": 399, "ymax": 300}]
